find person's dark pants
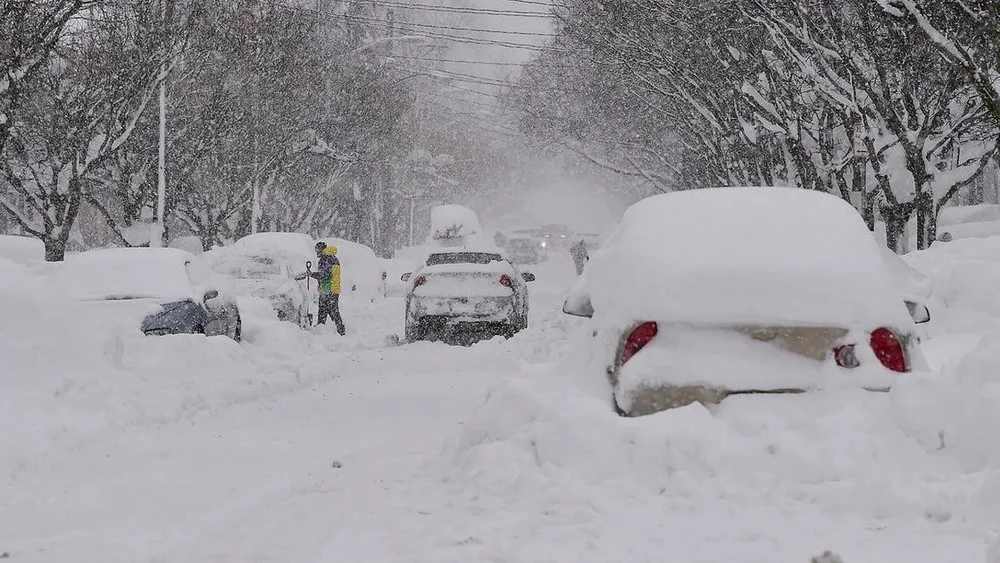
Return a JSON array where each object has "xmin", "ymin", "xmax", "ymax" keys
[{"xmin": 317, "ymin": 293, "xmax": 346, "ymax": 335}]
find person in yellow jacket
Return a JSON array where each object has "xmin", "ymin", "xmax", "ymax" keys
[{"xmin": 297, "ymin": 241, "xmax": 346, "ymax": 334}]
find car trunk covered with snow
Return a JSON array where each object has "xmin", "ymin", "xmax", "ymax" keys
[
  {"xmin": 405, "ymin": 251, "xmax": 530, "ymax": 342},
  {"xmin": 570, "ymin": 187, "xmax": 924, "ymax": 416}
]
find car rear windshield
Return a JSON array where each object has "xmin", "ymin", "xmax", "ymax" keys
[{"xmin": 426, "ymin": 252, "xmax": 503, "ymax": 266}]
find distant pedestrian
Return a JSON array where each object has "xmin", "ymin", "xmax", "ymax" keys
[
  {"xmin": 569, "ymin": 239, "xmax": 588, "ymax": 275},
  {"xmin": 297, "ymin": 242, "xmax": 346, "ymax": 334}
]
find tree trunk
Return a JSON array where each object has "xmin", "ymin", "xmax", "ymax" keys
[{"xmin": 43, "ymin": 236, "xmax": 67, "ymax": 262}]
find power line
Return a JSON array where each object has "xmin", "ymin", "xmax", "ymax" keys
[
  {"xmin": 331, "ymin": 13, "xmax": 562, "ymax": 51},
  {"xmin": 504, "ymin": 0, "xmax": 561, "ymax": 6},
  {"xmin": 404, "ymin": 64, "xmax": 593, "ymax": 93},
  {"xmin": 403, "ymin": 65, "xmax": 514, "ymax": 86},
  {"xmin": 338, "ymin": 0, "xmax": 556, "ymax": 18},
  {"xmin": 336, "ymin": 13, "xmax": 558, "ymax": 37},
  {"xmin": 421, "ymin": 89, "xmax": 503, "ymax": 110},
  {"xmin": 424, "ymin": 80, "xmax": 504, "ymax": 99},
  {"xmin": 387, "ymin": 54, "xmax": 573, "ymax": 68}
]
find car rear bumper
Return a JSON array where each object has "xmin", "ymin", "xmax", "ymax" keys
[{"xmin": 409, "ymin": 295, "xmax": 514, "ymax": 321}]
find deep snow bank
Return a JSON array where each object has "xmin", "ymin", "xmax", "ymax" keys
[
  {"xmin": 892, "ymin": 329, "xmax": 1000, "ymax": 473},
  {"xmin": 904, "ymin": 236, "xmax": 1000, "ymax": 335},
  {"xmin": 413, "ymin": 369, "xmax": 994, "ymax": 562},
  {"xmin": 446, "ymin": 374, "xmax": 982, "ymax": 520},
  {"xmin": 0, "ymin": 260, "xmax": 355, "ymax": 476}
]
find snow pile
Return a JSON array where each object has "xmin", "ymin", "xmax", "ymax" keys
[
  {"xmin": 445, "ymin": 375, "xmax": 963, "ymax": 515},
  {"xmin": 938, "ymin": 204, "xmax": 1000, "ymax": 227},
  {"xmin": 0, "ymin": 256, "xmax": 351, "ymax": 476},
  {"xmin": 416, "ymin": 368, "xmax": 990, "ymax": 561},
  {"xmin": 0, "ymin": 234, "xmax": 44, "ymax": 264},
  {"xmin": 587, "ymin": 187, "xmax": 913, "ymax": 328},
  {"xmin": 904, "ymin": 236, "xmax": 1000, "ymax": 334},
  {"xmin": 891, "ymin": 329, "xmax": 1000, "ymax": 472},
  {"xmin": 0, "ymin": 257, "xmax": 120, "ymax": 467}
]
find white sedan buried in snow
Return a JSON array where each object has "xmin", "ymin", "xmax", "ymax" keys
[
  {"xmin": 563, "ymin": 187, "xmax": 927, "ymax": 417},
  {"xmin": 403, "ymin": 250, "xmax": 535, "ymax": 342}
]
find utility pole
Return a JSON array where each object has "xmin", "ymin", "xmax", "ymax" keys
[
  {"xmin": 250, "ymin": 0, "xmax": 263, "ymax": 234},
  {"xmin": 408, "ymin": 196, "xmax": 415, "ymax": 246},
  {"xmin": 152, "ymin": 0, "xmax": 168, "ymax": 248}
]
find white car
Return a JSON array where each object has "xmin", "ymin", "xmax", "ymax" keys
[
  {"xmin": 878, "ymin": 244, "xmax": 933, "ymax": 328},
  {"xmin": 563, "ymin": 187, "xmax": 927, "ymax": 417},
  {"xmin": 403, "ymin": 250, "xmax": 535, "ymax": 343},
  {"xmin": 203, "ymin": 233, "xmax": 314, "ymax": 327}
]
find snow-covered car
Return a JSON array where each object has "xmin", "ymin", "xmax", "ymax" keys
[
  {"xmin": 315, "ymin": 237, "xmax": 385, "ymax": 304},
  {"xmin": 203, "ymin": 232, "xmax": 313, "ymax": 327},
  {"xmin": 504, "ymin": 236, "xmax": 545, "ymax": 265},
  {"xmin": 57, "ymin": 247, "xmax": 242, "ymax": 340},
  {"xmin": 563, "ymin": 187, "xmax": 926, "ymax": 417},
  {"xmin": 936, "ymin": 204, "xmax": 1000, "ymax": 242},
  {"xmin": 878, "ymin": 244, "xmax": 932, "ymax": 327},
  {"xmin": 380, "ymin": 256, "xmax": 421, "ymax": 298},
  {"xmin": 403, "ymin": 250, "xmax": 535, "ymax": 342}
]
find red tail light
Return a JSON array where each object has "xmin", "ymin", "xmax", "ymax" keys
[
  {"xmin": 499, "ymin": 274, "xmax": 513, "ymax": 288},
  {"xmin": 413, "ymin": 275, "xmax": 427, "ymax": 287},
  {"xmin": 621, "ymin": 322, "xmax": 658, "ymax": 365},
  {"xmin": 870, "ymin": 327, "xmax": 907, "ymax": 372}
]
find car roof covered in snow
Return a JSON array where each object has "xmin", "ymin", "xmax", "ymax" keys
[
  {"xmin": 232, "ymin": 232, "xmax": 314, "ymax": 258},
  {"xmin": 585, "ymin": 187, "xmax": 913, "ymax": 328},
  {"xmin": 58, "ymin": 247, "xmax": 200, "ymax": 302}
]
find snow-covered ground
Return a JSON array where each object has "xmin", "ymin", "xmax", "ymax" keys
[{"xmin": 2, "ymin": 247, "xmax": 1000, "ymax": 562}]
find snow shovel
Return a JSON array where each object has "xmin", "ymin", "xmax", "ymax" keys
[{"xmin": 305, "ymin": 260, "xmax": 314, "ymax": 327}]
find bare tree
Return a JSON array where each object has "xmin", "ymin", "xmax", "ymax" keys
[
  {"xmin": 0, "ymin": 0, "xmax": 100, "ymax": 155},
  {"xmin": 0, "ymin": 2, "xmax": 171, "ymax": 260}
]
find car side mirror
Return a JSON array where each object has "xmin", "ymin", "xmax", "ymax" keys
[
  {"xmin": 401, "ymin": 272, "xmax": 411, "ymax": 282},
  {"xmin": 562, "ymin": 298, "xmax": 594, "ymax": 318},
  {"xmin": 906, "ymin": 301, "xmax": 931, "ymax": 324},
  {"xmin": 203, "ymin": 289, "xmax": 219, "ymax": 302},
  {"xmin": 381, "ymin": 272, "xmax": 387, "ymax": 281},
  {"xmin": 521, "ymin": 272, "xmax": 536, "ymax": 282}
]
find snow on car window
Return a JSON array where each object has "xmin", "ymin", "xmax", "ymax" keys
[{"xmin": 426, "ymin": 252, "xmax": 503, "ymax": 266}]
